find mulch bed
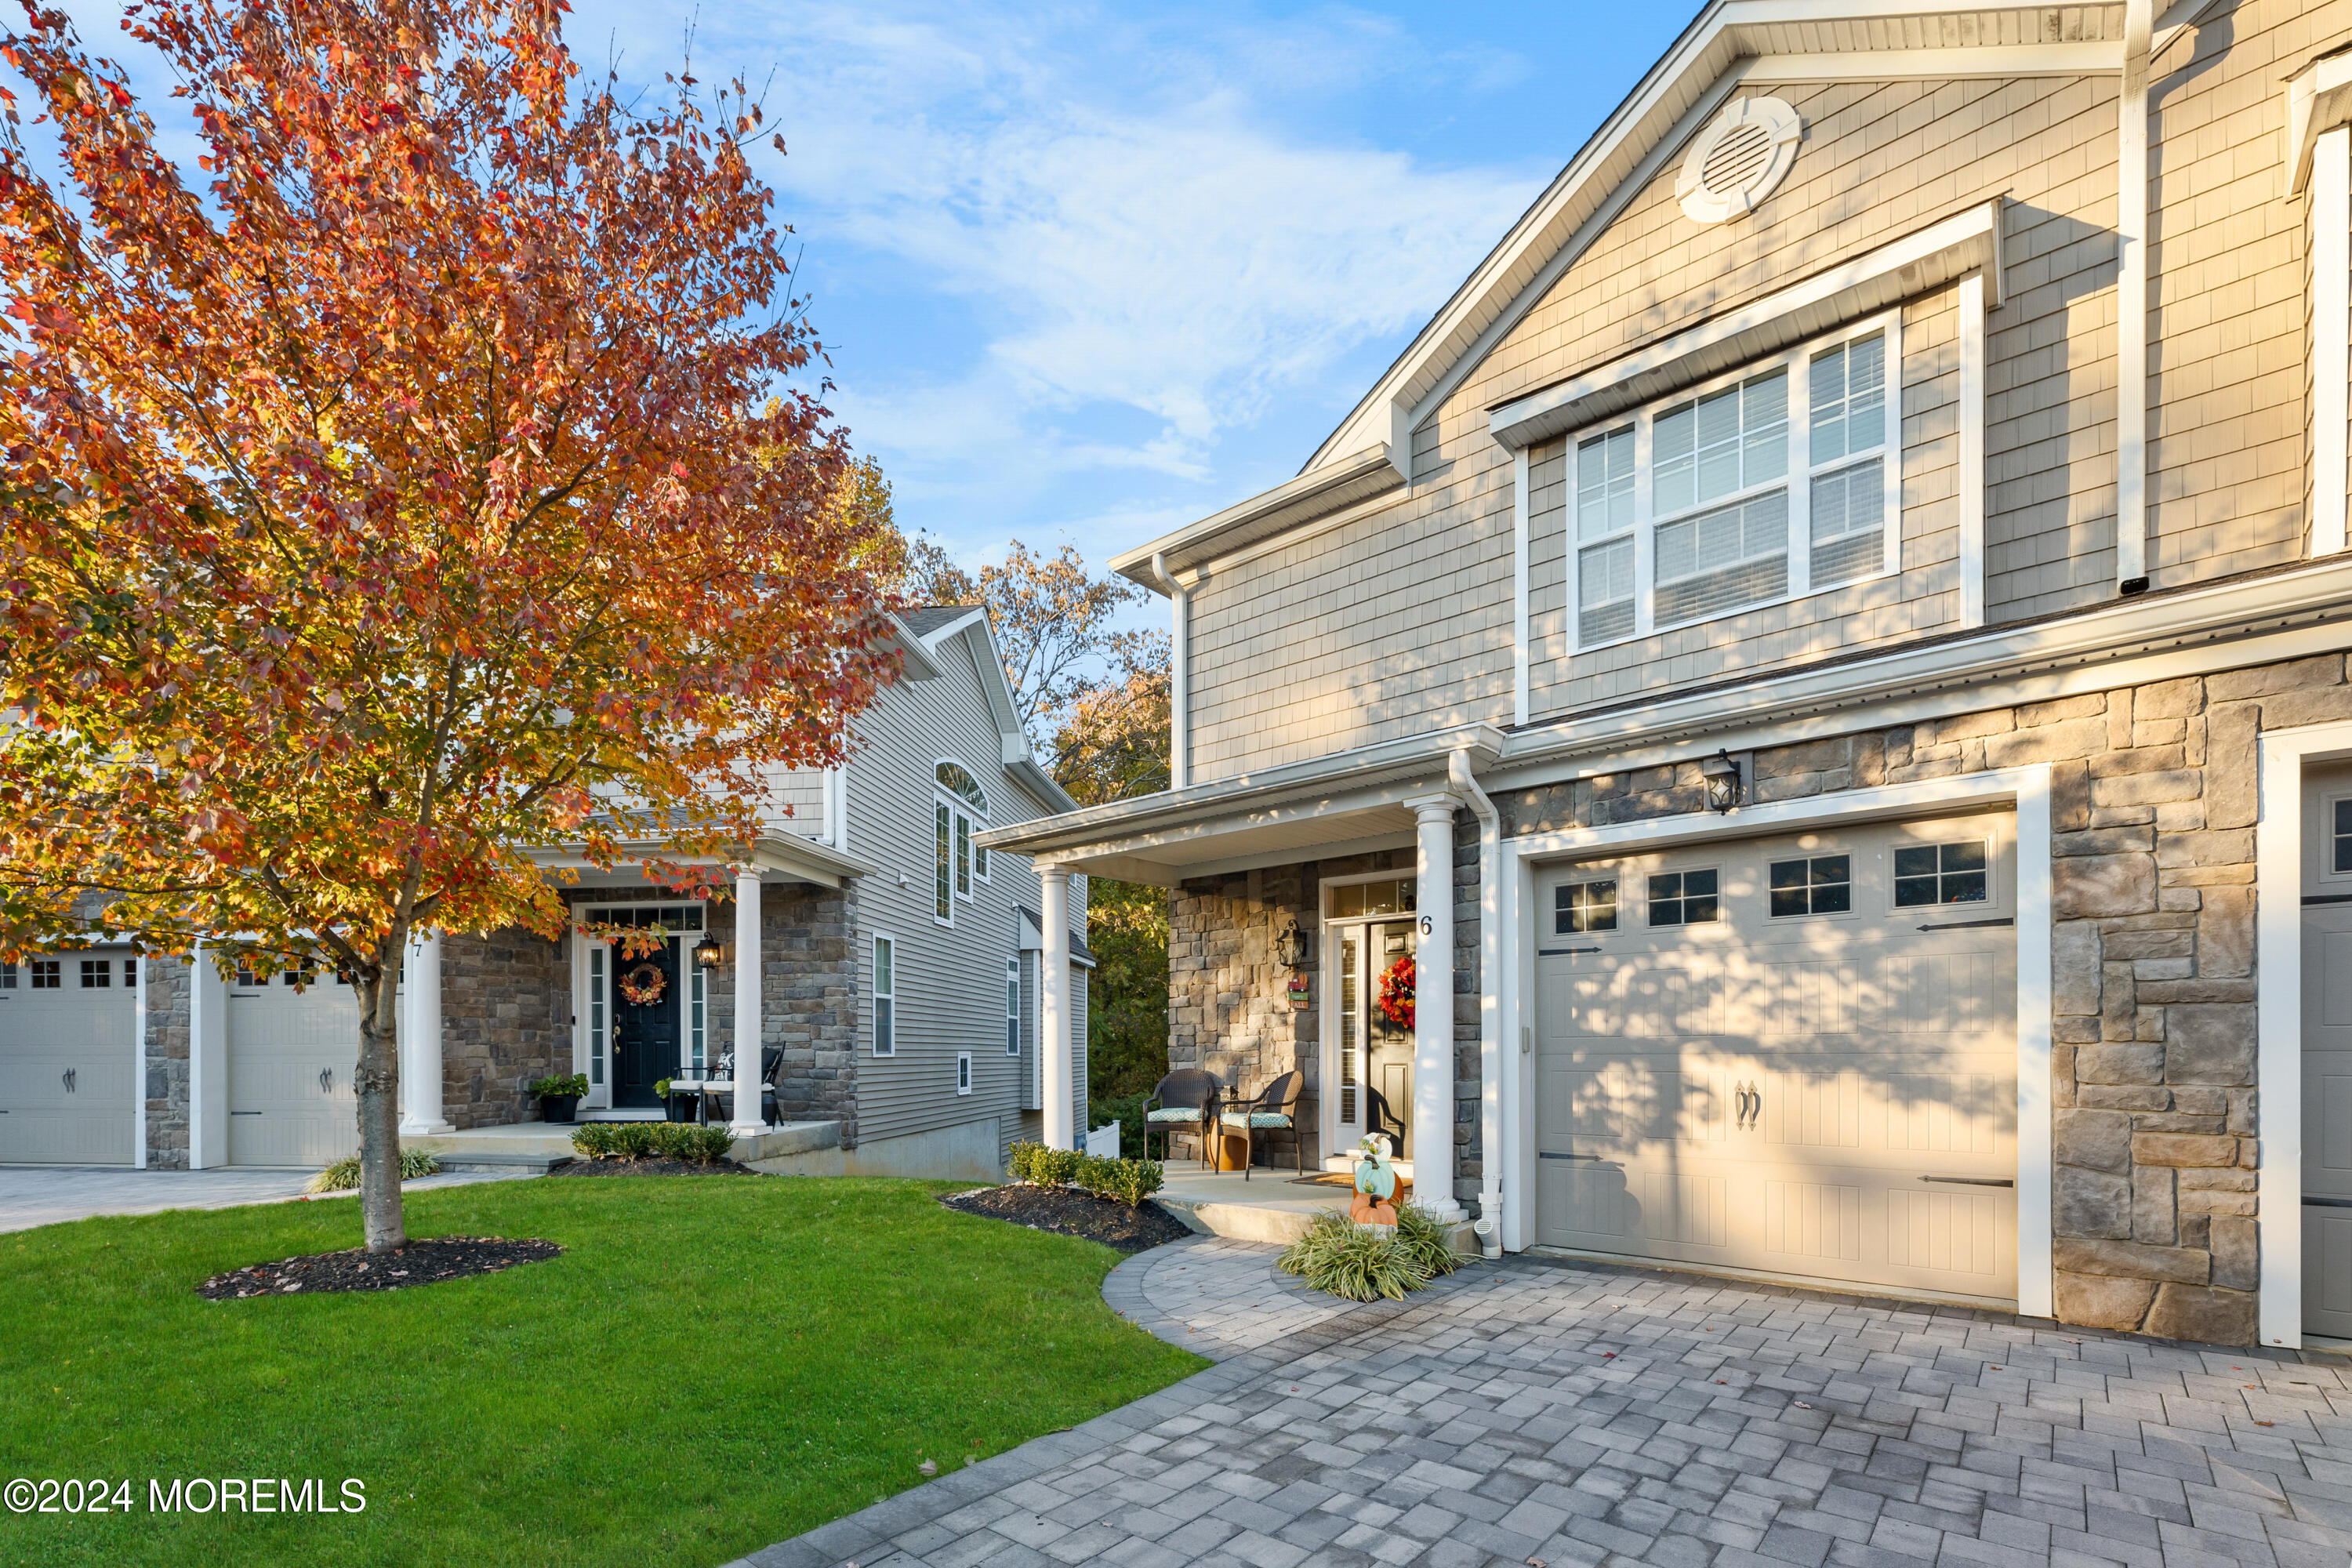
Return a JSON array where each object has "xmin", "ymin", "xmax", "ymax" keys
[
  {"xmin": 547, "ymin": 1157, "xmax": 756, "ymax": 1178},
  {"xmin": 198, "ymin": 1237, "xmax": 562, "ymax": 1299},
  {"xmin": 939, "ymin": 1184, "xmax": 1193, "ymax": 1254}
]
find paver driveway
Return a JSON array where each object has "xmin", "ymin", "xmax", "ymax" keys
[{"xmin": 735, "ymin": 1236, "xmax": 2352, "ymax": 1568}]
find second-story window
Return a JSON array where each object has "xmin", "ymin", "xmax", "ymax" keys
[
  {"xmin": 1573, "ymin": 315, "xmax": 1896, "ymax": 649},
  {"xmin": 935, "ymin": 760, "xmax": 989, "ymax": 915}
]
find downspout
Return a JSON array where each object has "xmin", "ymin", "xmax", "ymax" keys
[
  {"xmin": 2114, "ymin": 0, "xmax": 2154, "ymax": 591},
  {"xmin": 1449, "ymin": 750, "xmax": 1504, "ymax": 1259},
  {"xmin": 1150, "ymin": 553, "xmax": 1190, "ymax": 789}
]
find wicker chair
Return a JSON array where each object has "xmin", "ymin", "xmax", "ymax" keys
[
  {"xmin": 1217, "ymin": 1069, "xmax": 1306, "ymax": 1180},
  {"xmin": 1144, "ymin": 1069, "xmax": 1221, "ymax": 1168}
]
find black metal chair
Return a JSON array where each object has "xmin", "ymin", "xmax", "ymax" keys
[
  {"xmin": 1364, "ymin": 1084, "xmax": 1408, "ymax": 1154},
  {"xmin": 1144, "ymin": 1069, "xmax": 1221, "ymax": 1168},
  {"xmin": 755, "ymin": 1046, "xmax": 785, "ymax": 1127},
  {"xmin": 1218, "ymin": 1069, "xmax": 1305, "ymax": 1180}
]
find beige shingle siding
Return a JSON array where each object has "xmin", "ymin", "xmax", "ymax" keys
[{"xmin": 2145, "ymin": 0, "xmax": 2332, "ymax": 590}]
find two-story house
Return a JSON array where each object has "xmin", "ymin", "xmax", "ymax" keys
[
  {"xmin": 0, "ymin": 606, "xmax": 1089, "ymax": 1182},
  {"xmin": 985, "ymin": 0, "xmax": 2352, "ymax": 1348}
]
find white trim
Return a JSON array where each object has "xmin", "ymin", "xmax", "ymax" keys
[
  {"xmin": 1489, "ymin": 201, "xmax": 2001, "ymax": 452},
  {"xmin": 869, "ymin": 931, "xmax": 897, "ymax": 1058},
  {"xmin": 956, "ymin": 1050, "xmax": 973, "ymax": 1096},
  {"xmin": 1958, "ymin": 271, "xmax": 1987, "ymax": 627},
  {"xmin": 1155, "ymin": 553, "xmax": 1192, "ymax": 789},
  {"xmin": 2114, "ymin": 0, "xmax": 2153, "ymax": 588},
  {"xmin": 2313, "ymin": 126, "xmax": 2350, "ymax": 560},
  {"xmin": 1497, "ymin": 764, "xmax": 2054, "ymax": 1316},
  {"xmin": 2252, "ymin": 718, "xmax": 2352, "ymax": 1348},
  {"xmin": 1742, "ymin": 43, "xmax": 2121, "ymax": 81},
  {"xmin": 132, "ymin": 953, "xmax": 147, "ymax": 1170},
  {"xmin": 1512, "ymin": 448, "xmax": 1531, "ymax": 728},
  {"xmin": 2287, "ymin": 49, "xmax": 2352, "ymax": 197}
]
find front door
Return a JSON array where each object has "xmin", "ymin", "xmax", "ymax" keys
[
  {"xmin": 612, "ymin": 943, "xmax": 681, "ymax": 1109},
  {"xmin": 1360, "ymin": 920, "xmax": 1416, "ymax": 1160}
]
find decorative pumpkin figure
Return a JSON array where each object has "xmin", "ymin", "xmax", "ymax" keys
[
  {"xmin": 1350, "ymin": 1134, "xmax": 1400, "ymax": 1232},
  {"xmin": 1376, "ymin": 955, "xmax": 1414, "ymax": 1030}
]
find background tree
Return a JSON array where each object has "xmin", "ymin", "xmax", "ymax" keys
[{"xmin": 0, "ymin": 0, "xmax": 898, "ymax": 1250}]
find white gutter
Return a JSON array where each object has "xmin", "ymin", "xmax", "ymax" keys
[
  {"xmin": 2114, "ymin": 0, "xmax": 2153, "ymax": 590},
  {"xmin": 1450, "ymin": 750, "xmax": 1504, "ymax": 1259},
  {"xmin": 1151, "ymin": 553, "xmax": 1192, "ymax": 790},
  {"xmin": 132, "ymin": 952, "xmax": 147, "ymax": 1169}
]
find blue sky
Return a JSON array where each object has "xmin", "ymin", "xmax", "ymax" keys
[
  {"xmin": 50, "ymin": 0, "xmax": 1693, "ymax": 577},
  {"xmin": 559, "ymin": 0, "xmax": 1694, "ymax": 575}
]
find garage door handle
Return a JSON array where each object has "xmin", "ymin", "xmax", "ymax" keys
[
  {"xmin": 1920, "ymin": 1175, "xmax": 2013, "ymax": 1187},
  {"xmin": 1734, "ymin": 1083, "xmax": 1759, "ymax": 1130},
  {"xmin": 1915, "ymin": 917, "xmax": 2014, "ymax": 931},
  {"xmin": 60, "ymin": 1069, "xmax": 74, "ymax": 1094},
  {"xmin": 2304, "ymin": 1196, "xmax": 2352, "ymax": 1208},
  {"xmin": 1538, "ymin": 946, "xmax": 1602, "ymax": 956},
  {"xmin": 319, "ymin": 1068, "xmax": 333, "ymax": 1094}
]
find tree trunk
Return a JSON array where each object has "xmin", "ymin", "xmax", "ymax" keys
[{"xmin": 356, "ymin": 966, "xmax": 405, "ymax": 1253}]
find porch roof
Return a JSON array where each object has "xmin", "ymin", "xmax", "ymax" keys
[{"xmin": 527, "ymin": 829, "xmax": 872, "ymax": 891}]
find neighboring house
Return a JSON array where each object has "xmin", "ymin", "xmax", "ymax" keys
[
  {"xmin": 984, "ymin": 0, "xmax": 2352, "ymax": 1348},
  {"xmin": 0, "ymin": 605, "xmax": 1089, "ymax": 1181}
]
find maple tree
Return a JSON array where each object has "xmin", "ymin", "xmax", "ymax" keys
[{"xmin": 0, "ymin": 0, "xmax": 901, "ymax": 1249}]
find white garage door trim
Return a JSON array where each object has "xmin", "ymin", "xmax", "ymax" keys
[
  {"xmin": 2254, "ymin": 717, "xmax": 2352, "ymax": 1348},
  {"xmin": 1499, "ymin": 762, "xmax": 2054, "ymax": 1316}
]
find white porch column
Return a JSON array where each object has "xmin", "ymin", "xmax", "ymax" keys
[
  {"xmin": 399, "ymin": 931, "xmax": 452, "ymax": 1134},
  {"xmin": 1407, "ymin": 797, "xmax": 1464, "ymax": 1219},
  {"xmin": 731, "ymin": 870, "xmax": 766, "ymax": 1136},
  {"xmin": 1040, "ymin": 865, "xmax": 1074, "ymax": 1149}
]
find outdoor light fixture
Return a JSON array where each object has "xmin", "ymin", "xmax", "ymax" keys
[
  {"xmin": 1700, "ymin": 749, "xmax": 1744, "ymax": 815},
  {"xmin": 693, "ymin": 933, "xmax": 724, "ymax": 971},
  {"xmin": 1273, "ymin": 919, "xmax": 1310, "ymax": 969}
]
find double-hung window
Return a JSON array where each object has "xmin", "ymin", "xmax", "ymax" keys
[
  {"xmin": 871, "ymin": 935, "xmax": 895, "ymax": 1057},
  {"xmin": 1004, "ymin": 957, "xmax": 1021, "ymax": 1056},
  {"xmin": 934, "ymin": 761, "xmax": 989, "ymax": 923},
  {"xmin": 1573, "ymin": 315, "xmax": 1897, "ymax": 648}
]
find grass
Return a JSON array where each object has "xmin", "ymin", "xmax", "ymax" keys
[{"xmin": 0, "ymin": 1175, "xmax": 1205, "ymax": 1567}]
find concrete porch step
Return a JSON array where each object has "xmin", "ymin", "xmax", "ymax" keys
[{"xmin": 431, "ymin": 1150, "xmax": 575, "ymax": 1174}]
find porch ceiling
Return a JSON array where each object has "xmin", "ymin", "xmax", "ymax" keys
[{"xmin": 527, "ymin": 830, "xmax": 872, "ymax": 891}]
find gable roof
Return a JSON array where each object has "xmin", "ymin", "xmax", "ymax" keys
[
  {"xmin": 898, "ymin": 604, "xmax": 985, "ymax": 637},
  {"xmin": 1113, "ymin": 0, "xmax": 2221, "ymax": 590},
  {"xmin": 904, "ymin": 605, "xmax": 1079, "ymax": 816}
]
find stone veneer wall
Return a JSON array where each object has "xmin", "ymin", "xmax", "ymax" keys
[
  {"xmin": 755, "ymin": 884, "xmax": 859, "ymax": 1144},
  {"xmin": 1168, "ymin": 840, "xmax": 1486, "ymax": 1199},
  {"xmin": 144, "ymin": 956, "xmax": 191, "ymax": 1168},
  {"xmin": 439, "ymin": 929, "xmax": 565, "ymax": 1130},
  {"xmin": 1497, "ymin": 651, "xmax": 2330, "ymax": 1345}
]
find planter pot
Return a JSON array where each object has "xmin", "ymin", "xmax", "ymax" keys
[
  {"xmin": 539, "ymin": 1094, "xmax": 579, "ymax": 1125},
  {"xmin": 665, "ymin": 1094, "xmax": 695, "ymax": 1123}
]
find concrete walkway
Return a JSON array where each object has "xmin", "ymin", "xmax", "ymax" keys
[
  {"xmin": 0, "ymin": 1164, "xmax": 530, "ymax": 1234},
  {"xmin": 734, "ymin": 1236, "xmax": 2352, "ymax": 1568}
]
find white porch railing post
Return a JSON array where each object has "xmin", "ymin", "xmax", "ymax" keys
[
  {"xmin": 400, "ymin": 931, "xmax": 452, "ymax": 1134},
  {"xmin": 1040, "ymin": 866, "xmax": 1073, "ymax": 1149},
  {"xmin": 731, "ymin": 870, "xmax": 766, "ymax": 1137},
  {"xmin": 1407, "ymin": 797, "xmax": 1465, "ymax": 1219}
]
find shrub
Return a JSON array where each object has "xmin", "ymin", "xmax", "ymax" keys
[
  {"xmin": 571, "ymin": 1121, "xmax": 735, "ymax": 1163},
  {"xmin": 1006, "ymin": 1141, "xmax": 1084, "ymax": 1186},
  {"xmin": 530, "ymin": 1073, "xmax": 589, "ymax": 1098},
  {"xmin": 305, "ymin": 1148, "xmax": 441, "ymax": 1193},
  {"xmin": 1276, "ymin": 1203, "xmax": 1464, "ymax": 1302},
  {"xmin": 1084, "ymin": 1156, "xmax": 1163, "ymax": 1208}
]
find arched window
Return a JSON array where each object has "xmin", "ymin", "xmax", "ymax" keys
[{"xmin": 933, "ymin": 760, "xmax": 990, "ymax": 923}]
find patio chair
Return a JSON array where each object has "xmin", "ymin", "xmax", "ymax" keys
[
  {"xmin": 1365, "ymin": 1084, "xmax": 1408, "ymax": 1153},
  {"xmin": 1217, "ymin": 1069, "xmax": 1305, "ymax": 1181},
  {"xmin": 756, "ymin": 1046, "xmax": 784, "ymax": 1127},
  {"xmin": 1144, "ymin": 1069, "xmax": 1221, "ymax": 1169}
]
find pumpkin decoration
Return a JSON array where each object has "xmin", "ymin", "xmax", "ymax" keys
[
  {"xmin": 1376, "ymin": 954, "xmax": 1414, "ymax": 1030},
  {"xmin": 618, "ymin": 961, "xmax": 667, "ymax": 1007}
]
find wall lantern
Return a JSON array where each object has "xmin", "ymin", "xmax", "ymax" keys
[
  {"xmin": 1700, "ymin": 749, "xmax": 1745, "ymax": 815},
  {"xmin": 693, "ymin": 933, "xmax": 725, "ymax": 971},
  {"xmin": 1273, "ymin": 920, "xmax": 1311, "ymax": 970}
]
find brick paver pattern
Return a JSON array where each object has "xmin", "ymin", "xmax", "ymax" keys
[{"xmin": 742, "ymin": 1243, "xmax": 2352, "ymax": 1568}]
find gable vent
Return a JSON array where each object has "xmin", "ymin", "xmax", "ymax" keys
[{"xmin": 1677, "ymin": 97, "xmax": 1802, "ymax": 225}]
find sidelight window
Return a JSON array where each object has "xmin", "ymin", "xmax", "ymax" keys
[
  {"xmin": 1572, "ymin": 316, "xmax": 1896, "ymax": 648},
  {"xmin": 871, "ymin": 935, "xmax": 896, "ymax": 1057}
]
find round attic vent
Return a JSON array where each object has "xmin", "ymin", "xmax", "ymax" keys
[{"xmin": 1676, "ymin": 96, "xmax": 1802, "ymax": 224}]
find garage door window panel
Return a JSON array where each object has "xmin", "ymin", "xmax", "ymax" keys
[
  {"xmin": 1555, "ymin": 880, "xmax": 1619, "ymax": 934},
  {"xmin": 1894, "ymin": 841, "xmax": 1989, "ymax": 908},
  {"xmin": 1649, "ymin": 869, "xmax": 1720, "ymax": 926},
  {"xmin": 1769, "ymin": 855, "xmax": 1851, "ymax": 917},
  {"xmin": 30, "ymin": 960, "xmax": 60, "ymax": 989}
]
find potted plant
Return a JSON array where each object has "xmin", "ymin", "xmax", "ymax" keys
[
  {"xmin": 657, "ymin": 1078, "xmax": 696, "ymax": 1123},
  {"xmin": 531, "ymin": 1073, "xmax": 588, "ymax": 1124}
]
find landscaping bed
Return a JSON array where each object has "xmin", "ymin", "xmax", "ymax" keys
[
  {"xmin": 548, "ymin": 1156, "xmax": 754, "ymax": 1178},
  {"xmin": 940, "ymin": 1184, "xmax": 1192, "ymax": 1253},
  {"xmin": 198, "ymin": 1236, "xmax": 561, "ymax": 1298}
]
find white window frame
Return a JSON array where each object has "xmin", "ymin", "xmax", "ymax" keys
[
  {"xmin": 935, "ymin": 758, "xmax": 990, "ymax": 905},
  {"xmin": 1004, "ymin": 956, "xmax": 1021, "ymax": 1057},
  {"xmin": 956, "ymin": 1050, "xmax": 973, "ymax": 1095},
  {"xmin": 870, "ymin": 932, "xmax": 896, "ymax": 1057},
  {"xmin": 931, "ymin": 799, "xmax": 954, "ymax": 927},
  {"xmin": 1570, "ymin": 310, "xmax": 1901, "ymax": 652}
]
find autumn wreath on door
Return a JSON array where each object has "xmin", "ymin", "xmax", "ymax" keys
[
  {"xmin": 1376, "ymin": 955, "xmax": 1414, "ymax": 1029},
  {"xmin": 619, "ymin": 961, "xmax": 668, "ymax": 1007}
]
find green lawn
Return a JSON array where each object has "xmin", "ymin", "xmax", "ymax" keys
[{"xmin": 0, "ymin": 1175, "xmax": 1204, "ymax": 1567}]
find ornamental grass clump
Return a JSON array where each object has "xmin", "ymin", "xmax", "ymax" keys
[
  {"xmin": 307, "ymin": 1148, "xmax": 439, "ymax": 1194},
  {"xmin": 1277, "ymin": 1204, "xmax": 1465, "ymax": 1302}
]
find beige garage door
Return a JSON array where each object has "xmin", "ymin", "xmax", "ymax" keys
[
  {"xmin": 1535, "ymin": 813, "xmax": 2019, "ymax": 1303},
  {"xmin": 230, "ymin": 971, "xmax": 360, "ymax": 1167},
  {"xmin": 0, "ymin": 953, "xmax": 137, "ymax": 1165},
  {"xmin": 2300, "ymin": 764, "xmax": 2352, "ymax": 1339}
]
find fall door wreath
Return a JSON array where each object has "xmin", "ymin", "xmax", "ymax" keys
[
  {"xmin": 618, "ymin": 961, "xmax": 668, "ymax": 1007},
  {"xmin": 1376, "ymin": 955, "xmax": 1414, "ymax": 1029}
]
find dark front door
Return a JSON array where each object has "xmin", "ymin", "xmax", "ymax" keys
[{"xmin": 612, "ymin": 943, "xmax": 681, "ymax": 1109}]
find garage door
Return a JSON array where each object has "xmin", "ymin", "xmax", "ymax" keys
[
  {"xmin": 229, "ymin": 970, "xmax": 360, "ymax": 1167},
  {"xmin": 1535, "ymin": 813, "xmax": 2018, "ymax": 1303},
  {"xmin": 0, "ymin": 952, "xmax": 137, "ymax": 1166}
]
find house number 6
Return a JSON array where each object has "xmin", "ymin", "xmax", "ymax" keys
[{"xmin": 1417, "ymin": 915, "xmax": 1432, "ymax": 938}]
